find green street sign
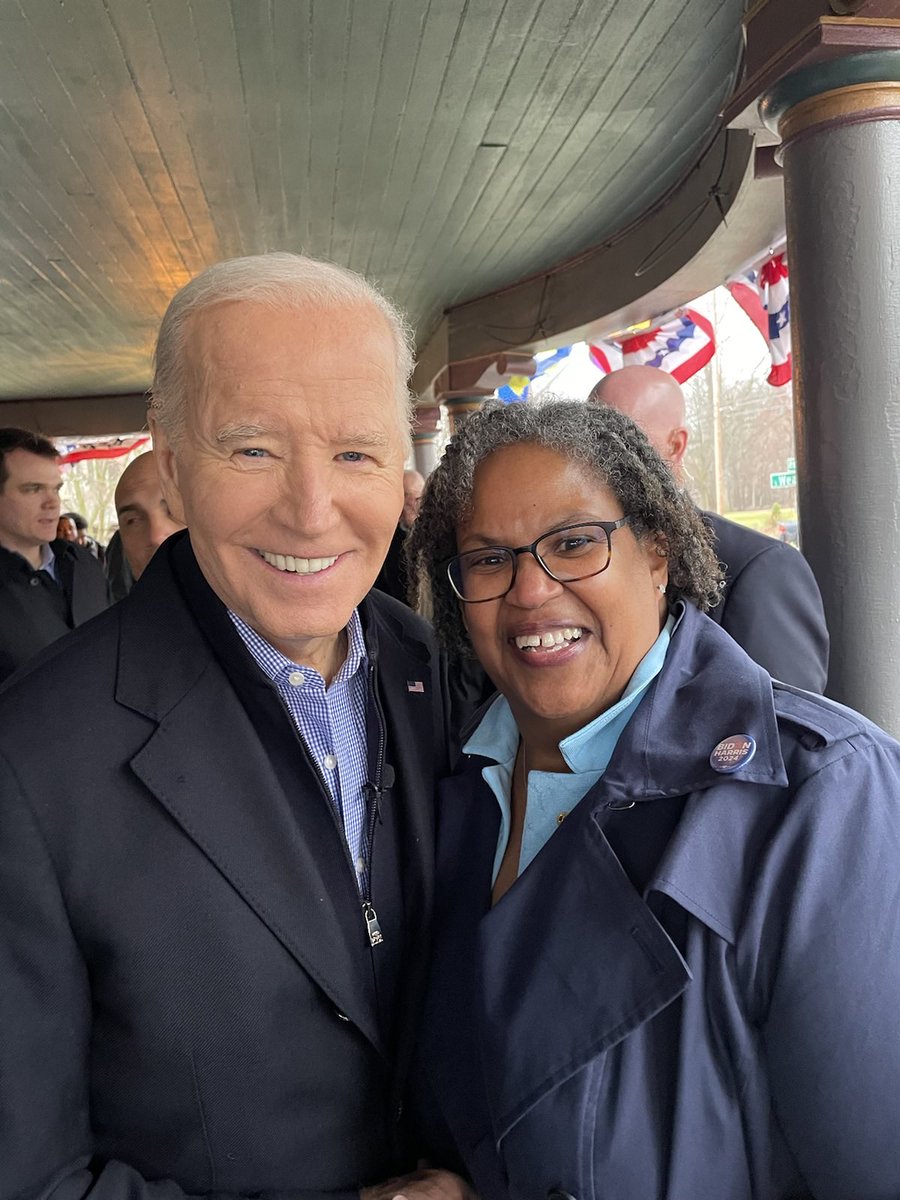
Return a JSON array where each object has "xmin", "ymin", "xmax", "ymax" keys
[
  {"xmin": 787, "ymin": 456, "xmax": 796, "ymax": 471},
  {"xmin": 770, "ymin": 471, "xmax": 797, "ymax": 489}
]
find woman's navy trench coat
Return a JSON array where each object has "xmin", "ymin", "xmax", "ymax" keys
[{"xmin": 418, "ymin": 602, "xmax": 900, "ymax": 1200}]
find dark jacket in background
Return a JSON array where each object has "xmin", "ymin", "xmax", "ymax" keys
[
  {"xmin": 703, "ymin": 510, "xmax": 829, "ymax": 692},
  {"xmin": 0, "ymin": 531, "xmax": 451, "ymax": 1200},
  {"xmin": 103, "ymin": 528, "xmax": 134, "ymax": 602},
  {"xmin": 375, "ymin": 523, "xmax": 409, "ymax": 604},
  {"xmin": 0, "ymin": 539, "xmax": 110, "ymax": 683}
]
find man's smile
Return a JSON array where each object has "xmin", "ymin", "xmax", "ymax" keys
[{"xmin": 256, "ymin": 548, "xmax": 340, "ymax": 575}]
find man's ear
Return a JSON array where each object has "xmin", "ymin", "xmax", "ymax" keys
[
  {"xmin": 148, "ymin": 415, "xmax": 187, "ymax": 526},
  {"xmin": 667, "ymin": 427, "xmax": 689, "ymax": 478}
]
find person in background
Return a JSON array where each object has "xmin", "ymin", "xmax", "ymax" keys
[
  {"xmin": 56, "ymin": 513, "xmax": 79, "ymax": 542},
  {"xmin": 407, "ymin": 398, "xmax": 900, "ymax": 1200},
  {"xmin": 114, "ymin": 450, "xmax": 185, "ymax": 580},
  {"xmin": 376, "ymin": 467, "xmax": 425, "ymax": 603},
  {"xmin": 0, "ymin": 427, "xmax": 109, "ymax": 684},
  {"xmin": 0, "ymin": 254, "xmax": 469, "ymax": 1200},
  {"xmin": 588, "ymin": 365, "xmax": 829, "ymax": 692},
  {"xmin": 63, "ymin": 509, "xmax": 105, "ymax": 561}
]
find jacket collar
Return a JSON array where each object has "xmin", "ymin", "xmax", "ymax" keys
[
  {"xmin": 458, "ymin": 601, "xmax": 788, "ymax": 804},
  {"xmin": 115, "ymin": 530, "xmax": 437, "ymax": 719},
  {"xmin": 598, "ymin": 600, "xmax": 788, "ymax": 803},
  {"xmin": 450, "ymin": 602, "xmax": 793, "ymax": 971}
]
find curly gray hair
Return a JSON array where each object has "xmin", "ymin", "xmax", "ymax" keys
[{"xmin": 407, "ymin": 397, "xmax": 723, "ymax": 660}]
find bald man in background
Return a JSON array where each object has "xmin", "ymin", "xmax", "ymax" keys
[
  {"xmin": 114, "ymin": 450, "xmax": 185, "ymax": 580},
  {"xmin": 589, "ymin": 365, "xmax": 829, "ymax": 692}
]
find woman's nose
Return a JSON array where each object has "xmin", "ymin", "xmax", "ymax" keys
[{"xmin": 506, "ymin": 551, "xmax": 563, "ymax": 607}]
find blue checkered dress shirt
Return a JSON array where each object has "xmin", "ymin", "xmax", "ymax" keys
[{"xmin": 228, "ymin": 608, "xmax": 371, "ymax": 892}]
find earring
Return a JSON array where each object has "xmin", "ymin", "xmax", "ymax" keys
[{"xmin": 657, "ymin": 583, "xmax": 667, "ymax": 594}]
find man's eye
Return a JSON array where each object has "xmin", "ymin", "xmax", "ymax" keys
[
  {"xmin": 238, "ymin": 448, "xmax": 268, "ymax": 458},
  {"xmin": 338, "ymin": 451, "xmax": 368, "ymax": 463}
]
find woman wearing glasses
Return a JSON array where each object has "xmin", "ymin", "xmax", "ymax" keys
[{"xmin": 407, "ymin": 399, "xmax": 900, "ymax": 1200}]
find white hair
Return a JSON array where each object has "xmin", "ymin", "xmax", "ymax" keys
[{"xmin": 149, "ymin": 252, "xmax": 415, "ymax": 444}]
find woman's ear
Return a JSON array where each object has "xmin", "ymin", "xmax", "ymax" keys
[{"xmin": 646, "ymin": 532, "xmax": 669, "ymax": 592}]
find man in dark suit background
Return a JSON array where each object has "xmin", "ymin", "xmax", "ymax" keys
[
  {"xmin": 0, "ymin": 255, "xmax": 470, "ymax": 1200},
  {"xmin": 589, "ymin": 365, "xmax": 829, "ymax": 692},
  {"xmin": 0, "ymin": 427, "xmax": 109, "ymax": 683}
]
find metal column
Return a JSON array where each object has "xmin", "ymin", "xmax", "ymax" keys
[{"xmin": 763, "ymin": 53, "xmax": 900, "ymax": 733}]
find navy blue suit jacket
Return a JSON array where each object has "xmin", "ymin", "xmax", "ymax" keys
[
  {"xmin": 703, "ymin": 511, "xmax": 828, "ymax": 692},
  {"xmin": 0, "ymin": 538, "xmax": 109, "ymax": 682},
  {"xmin": 0, "ymin": 532, "xmax": 450, "ymax": 1200}
]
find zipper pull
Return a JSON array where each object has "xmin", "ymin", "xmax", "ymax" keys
[{"xmin": 363, "ymin": 902, "xmax": 384, "ymax": 947}]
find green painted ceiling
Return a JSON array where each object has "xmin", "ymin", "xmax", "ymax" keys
[{"xmin": 0, "ymin": 0, "xmax": 745, "ymax": 402}]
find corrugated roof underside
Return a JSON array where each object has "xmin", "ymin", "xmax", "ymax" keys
[{"xmin": 0, "ymin": 0, "xmax": 744, "ymax": 399}]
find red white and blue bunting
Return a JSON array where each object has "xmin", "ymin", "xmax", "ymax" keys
[
  {"xmin": 726, "ymin": 252, "xmax": 792, "ymax": 387},
  {"xmin": 589, "ymin": 307, "xmax": 716, "ymax": 385}
]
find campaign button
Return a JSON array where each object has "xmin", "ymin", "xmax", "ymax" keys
[{"xmin": 710, "ymin": 734, "xmax": 756, "ymax": 773}]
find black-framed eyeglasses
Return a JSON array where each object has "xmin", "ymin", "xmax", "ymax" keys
[{"xmin": 447, "ymin": 517, "xmax": 632, "ymax": 604}]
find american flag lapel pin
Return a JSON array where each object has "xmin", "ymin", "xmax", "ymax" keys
[{"xmin": 406, "ymin": 680, "xmax": 425, "ymax": 693}]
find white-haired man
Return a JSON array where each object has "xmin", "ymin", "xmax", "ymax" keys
[
  {"xmin": 0, "ymin": 255, "xmax": 468, "ymax": 1200},
  {"xmin": 589, "ymin": 365, "xmax": 829, "ymax": 691}
]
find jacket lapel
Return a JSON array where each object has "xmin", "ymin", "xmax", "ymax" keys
[
  {"xmin": 476, "ymin": 797, "xmax": 691, "ymax": 1139},
  {"xmin": 361, "ymin": 601, "xmax": 442, "ymax": 1075},
  {"xmin": 117, "ymin": 542, "xmax": 385, "ymax": 1055},
  {"xmin": 365, "ymin": 605, "xmax": 440, "ymax": 945}
]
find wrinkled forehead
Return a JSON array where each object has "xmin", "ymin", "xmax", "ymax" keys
[{"xmin": 183, "ymin": 299, "xmax": 398, "ymax": 398}]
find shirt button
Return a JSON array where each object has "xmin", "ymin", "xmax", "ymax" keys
[
  {"xmin": 30, "ymin": 576, "xmax": 41, "ymax": 587},
  {"xmin": 288, "ymin": 671, "xmax": 304, "ymax": 687},
  {"xmin": 324, "ymin": 753, "xmax": 337, "ymax": 770}
]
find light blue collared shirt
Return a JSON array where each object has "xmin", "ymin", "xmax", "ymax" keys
[
  {"xmin": 39, "ymin": 542, "xmax": 58, "ymax": 582},
  {"xmin": 227, "ymin": 609, "xmax": 372, "ymax": 891},
  {"xmin": 463, "ymin": 613, "xmax": 677, "ymax": 883}
]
